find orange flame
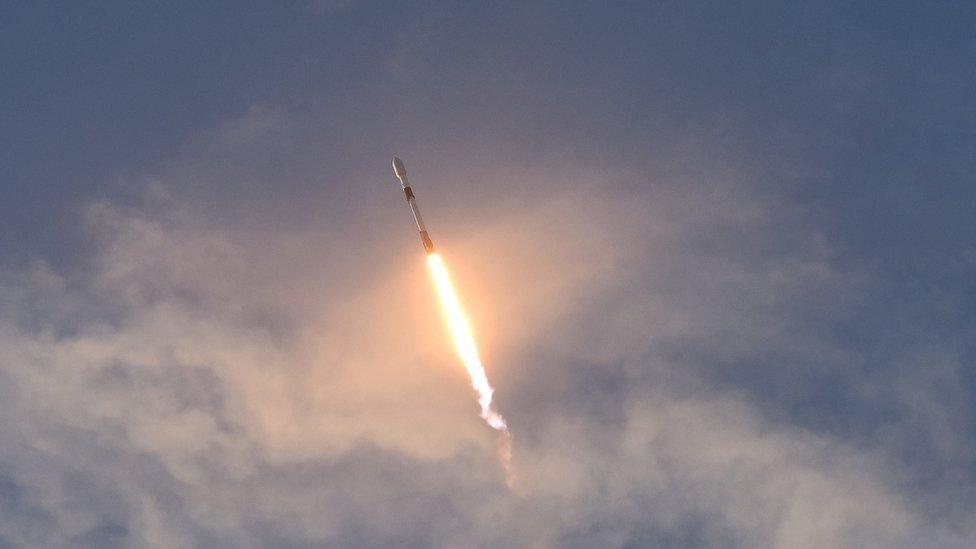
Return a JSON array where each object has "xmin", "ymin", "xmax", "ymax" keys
[{"xmin": 426, "ymin": 253, "xmax": 508, "ymax": 431}]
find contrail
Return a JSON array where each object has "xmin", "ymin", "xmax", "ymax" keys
[{"xmin": 392, "ymin": 157, "xmax": 514, "ymax": 485}]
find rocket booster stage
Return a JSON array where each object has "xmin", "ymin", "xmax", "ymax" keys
[{"xmin": 392, "ymin": 156, "xmax": 435, "ymax": 254}]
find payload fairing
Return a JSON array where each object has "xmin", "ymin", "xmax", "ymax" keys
[{"xmin": 392, "ymin": 156, "xmax": 435, "ymax": 254}]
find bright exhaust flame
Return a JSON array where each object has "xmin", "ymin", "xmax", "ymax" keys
[{"xmin": 427, "ymin": 253, "xmax": 508, "ymax": 431}]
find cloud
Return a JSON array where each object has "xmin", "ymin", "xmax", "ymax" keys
[{"xmin": 0, "ymin": 100, "xmax": 974, "ymax": 548}]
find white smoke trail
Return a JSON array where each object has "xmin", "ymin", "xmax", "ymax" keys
[{"xmin": 426, "ymin": 253, "xmax": 513, "ymax": 483}]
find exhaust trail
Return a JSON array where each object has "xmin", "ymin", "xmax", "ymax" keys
[
  {"xmin": 427, "ymin": 253, "xmax": 513, "ymax": 486},
  {"xmin": 427, "ymin": 253, "xmax": 507, "ymax": 431}
]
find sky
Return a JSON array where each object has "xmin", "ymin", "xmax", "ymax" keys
[{"xmin": 1, "ymin": 1, "xmax": 975, "ymax": 547}]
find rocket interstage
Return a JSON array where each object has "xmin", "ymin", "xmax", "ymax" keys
[
  {"xmin": 392, "ymin": 156, "xmax": 435, "ymax": 254},
  {"xmin": 391, "ymin": 157, "xmax": 514, "ymax": 485}
]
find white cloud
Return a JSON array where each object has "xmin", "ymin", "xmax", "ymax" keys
[{"xmin": 0, "ymin": 105, "xmax": 974, "ymax": 546}]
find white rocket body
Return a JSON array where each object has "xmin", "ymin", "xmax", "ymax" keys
[{"xmin": 392, "ymin": 157, "xmax": 435, "ymax": 254}]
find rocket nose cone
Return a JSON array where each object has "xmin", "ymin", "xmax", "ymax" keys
[{"xmin": 392, "ymin": 157, "xmax": 407, "ymax": 178}]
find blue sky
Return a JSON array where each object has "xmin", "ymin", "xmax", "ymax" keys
[{"xmin": 1, "ymin": 2, "xmax": 975, "ymax": 547}]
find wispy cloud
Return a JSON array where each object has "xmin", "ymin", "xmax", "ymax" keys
[{"xmin": 0, "ymin": 102, "xmax": 973, "ymax": 546}]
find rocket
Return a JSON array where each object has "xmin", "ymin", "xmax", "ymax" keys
[{"xmin": 392, "ymin": 156, "xmax": 436, "ymax": 254}]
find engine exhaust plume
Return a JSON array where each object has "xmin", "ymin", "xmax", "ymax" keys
[
  {"xmin": 427, "ymin": 253, "xmax": 507, "ymax": 430},
  {"xmin": 427, "ymin": 253, "xmax": 514, "ymax": 484}
]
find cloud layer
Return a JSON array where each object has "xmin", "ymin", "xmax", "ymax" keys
[
  {"xmin": 2, "ymin": 3, "xmax": 975, "ymax": 547},
  {"xmin": 0, "ymin": 118, "xmax": 973, "ymax": 547}
]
